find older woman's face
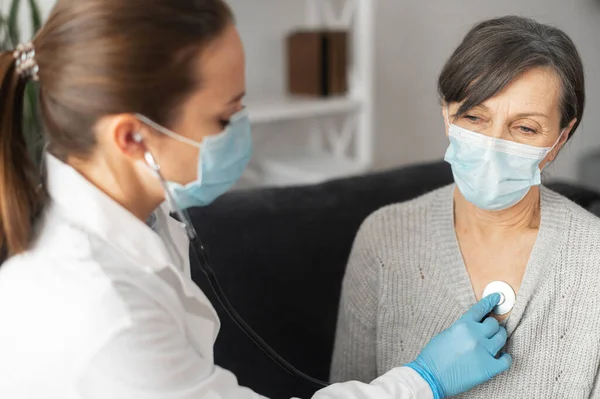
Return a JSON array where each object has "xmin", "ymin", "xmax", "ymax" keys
[{"xmin": 443, "ymin": 67, "xmax": 577, "ymax": 167}]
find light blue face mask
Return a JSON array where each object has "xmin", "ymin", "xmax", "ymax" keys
[
  {"xmin": 443, "ymin": 112, "xmax": 564, "ymax": 211},
  {"xmin": 136, "ymin": 109, "xmax": 252, "ymax": 210}
]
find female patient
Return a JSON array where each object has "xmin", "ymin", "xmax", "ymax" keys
[{"xmin": 331, "ymin": 16, "xmax": 600, "ymax": 398}]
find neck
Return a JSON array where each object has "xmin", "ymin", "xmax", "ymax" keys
[
  {"xmin": 67, "ymin": 154, "xmax": 164, "ymax": 223},
  {"xmin": 454, "ymin": 186, "xmax": 541, "ymax": 238}
]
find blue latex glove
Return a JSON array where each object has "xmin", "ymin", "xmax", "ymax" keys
[{"xmin": 406, "ymin": 294, "xmax": 512, "ymax": 399}]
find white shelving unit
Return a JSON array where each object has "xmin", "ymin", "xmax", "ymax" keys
[
  {"xmin": 247, "ymin": 96, "xmax": 361, "ymax": 125},
  {"xmin": 238, "ymin": 0, "xmax": 375, "ymax": 187}
]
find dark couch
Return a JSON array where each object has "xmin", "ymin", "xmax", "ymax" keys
[{"xmin": 188, "ymin": 160, "xmax": 600, "ymax": 399}]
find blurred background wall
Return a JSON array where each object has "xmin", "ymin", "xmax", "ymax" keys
[{"xmin": 6, "ymin": 0, "xmax": 600, "ymax": 185}]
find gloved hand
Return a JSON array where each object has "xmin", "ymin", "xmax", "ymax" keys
[{"xmin": 406, "ymin": 294, "xmax": 512, "ymax": 399}]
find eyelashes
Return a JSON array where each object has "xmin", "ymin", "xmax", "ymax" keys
[
  {"xmin": 462, "ymin": 115, "xmax": 538, "ymax": 135},
  {"xmin": 464, "ymin": 115, "xmax": 481, "ymax": 123}
]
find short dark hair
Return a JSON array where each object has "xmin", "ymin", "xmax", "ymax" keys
[{"xmin": 438, "ymin": 15, "xmax": 585, "ymax": 140}]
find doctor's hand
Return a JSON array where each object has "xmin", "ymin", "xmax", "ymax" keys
[{"xmin": 406, "ymin": 294, "xmax": 512, "ymax": 399}]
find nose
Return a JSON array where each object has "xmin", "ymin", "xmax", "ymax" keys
[{"xmin": 486, "ymin": 123, "xmax": 506, "ymax": 139}]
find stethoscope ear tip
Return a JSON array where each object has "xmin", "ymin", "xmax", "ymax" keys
[{"xmin": 133, "ymin": 132, "xmax": 143, "ymax": 143}]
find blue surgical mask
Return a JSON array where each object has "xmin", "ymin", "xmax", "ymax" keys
[
  {"xmin": 136, "ymin": 109, "xmax": 252, "ymax": 210},
  {"xmin": 443, "ymin": 115, "xmax": 563, "ymax": 211}
]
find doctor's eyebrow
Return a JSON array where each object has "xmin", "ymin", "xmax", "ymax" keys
[{"xmin": 228, "ymin": 91, "xmax": 246, "ymax": 104}]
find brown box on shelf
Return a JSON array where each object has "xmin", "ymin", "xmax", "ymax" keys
[{"xmin": 286, "ymin": 30, "xmax": 348, "ymax": 97}]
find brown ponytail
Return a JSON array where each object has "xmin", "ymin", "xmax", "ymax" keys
[
  {"xmin": 0, "ymin": 51, "xmax": 44, "ymax": 259},
  {"xmin": 1, "ymin": 0, "xmax": 234, "ymax": 261}
]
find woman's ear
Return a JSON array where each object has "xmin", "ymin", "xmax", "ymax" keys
[
  {"xmin": 564, "ymin": 118, "xmax": 578, "ymax": 140},
  {"xmin": 543, "ymin": 118, "xmax": 577, "ymax": 166}
]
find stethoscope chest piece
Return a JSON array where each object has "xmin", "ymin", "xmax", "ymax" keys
[{"xmin": 482, "ymin": 281, "xmax": 516, "ymax": 315}]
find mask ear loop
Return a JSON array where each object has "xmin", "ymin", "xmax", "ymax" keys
[
  {"xmin": 135, "ymin": 114, "xmax": 202, "ymax": 149},
  {"xmin": 133, "ymin": 132, "xmax": 198, "ymax": 240},
  {"xmin": 541, "ymin": 128, "xmax": 568, "ymax": 170},
  {"xmin": 549, "ymin": 128, "xmax": 567, "ymax": 151}
]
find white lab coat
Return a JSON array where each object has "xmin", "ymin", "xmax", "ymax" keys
[{"xmin": 0, "ymin": 154, "xmax": 432, "ymax": 399}]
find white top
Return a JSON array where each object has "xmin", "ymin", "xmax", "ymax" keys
[{"xmin": 0, "ymin": 154, "xmax": 431, "ymax": 399}]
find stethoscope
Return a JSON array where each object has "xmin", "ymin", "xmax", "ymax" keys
[
  {"xmin": 39, "ymin": 144, "xmax": 516, "ymax": 389},
  {"xmin": 143, "ymin": 151, "xmax": 330, "ymax": 389}
]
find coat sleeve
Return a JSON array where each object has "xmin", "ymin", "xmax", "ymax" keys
[
  {"xmin": 75, "ymin": 282, "xmax": 431, "ymax": 399},
  {"xmin": 312, "ymin": 367, "xmax": 433, "ymax": 399},
  {"xmin": 75, "ymin": 282, "xmax": 266, "ymax": 399}
]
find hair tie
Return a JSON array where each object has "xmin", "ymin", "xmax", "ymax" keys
[{"xmin": 13, "ymin": 42, "xmax": 39, "ymax": 81}]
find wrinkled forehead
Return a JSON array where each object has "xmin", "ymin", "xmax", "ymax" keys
[{"xmin": 451, "ymin": 68, "xmax": 562, "ymax": 122}]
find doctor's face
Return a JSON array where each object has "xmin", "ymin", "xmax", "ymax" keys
[{"xmin": 140, "ymin": 24, "xmax": 246, "ymax": 187}]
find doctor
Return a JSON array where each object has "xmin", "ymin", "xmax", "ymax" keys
[{"xmin": 0, "ymin": 0, "xmax": 511, "ymax": 398}]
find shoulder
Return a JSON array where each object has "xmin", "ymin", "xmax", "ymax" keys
[
  {"xmin": 0, "ymin": 247, "xmax": 156, "ymax": 339},
  {"xmin": 0, "ymin": 211, "xmax": 172, "ymax": 365},
  {"xmin": 365, "ymin": 184, "xmax": 453, "ymax": 225},
  {"xmin": 0, "ymin": 253, "xmax": 179, "ymax": 379},
  {"xmin": 356, "ymin": 184, "xmax": 454, "ymax": 243},
  {"xmin": 540, "ymin": 188, "xmax": 600, "ymax": 323},
  {"xmin": 0, "ymin": 256, "xmax": 195, "ymax": 391},
  {"xmin": 342, "ymin": 185, "xmax": 453, "ymax": 302},
  {"xmin": 345, "ymin": 184, "xmax": 453, "ymax": 281},
  {"xmin": 541, "ymin": 185, "xmax": 600, "ymax": 233},
  {"xmin": 541, "ymin": 186, "xmax": 600, "ymax": 269}
]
